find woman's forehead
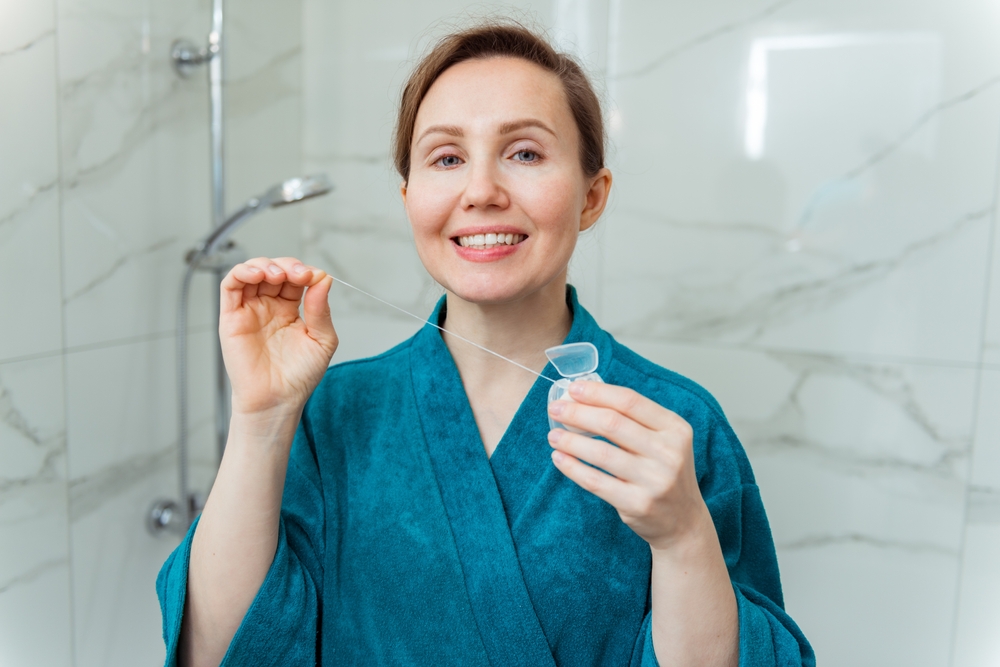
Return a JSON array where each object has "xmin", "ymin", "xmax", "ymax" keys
[{"xmin": 414, "ymin": 58, "xmax": 573, "ymax": 138}]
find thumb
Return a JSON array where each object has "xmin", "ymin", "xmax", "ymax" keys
[{"xmin": 303, "ymin": 275, "xmax": 337, "ymax": 351}]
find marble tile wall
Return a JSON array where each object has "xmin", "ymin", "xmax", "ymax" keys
[
  {"xmin": 301, "ymin": 0, "xmax": 1000, "ymax": 665},
  {"xmin": 3, "ymin": 0, "xmax": 998, "ymax": 664},
  {"xmin": 1, "ymin": 0, "xmax": 303, "ymax": 664}
]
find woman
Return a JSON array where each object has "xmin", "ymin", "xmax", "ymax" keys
[{"xmin": 158, "ymin": 21, "xmax": 814, "ymax": 667}]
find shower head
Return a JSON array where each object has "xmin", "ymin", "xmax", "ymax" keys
[
  {"xmin": 191, "ymin": 173, "xmax": 333, "ymax": 262},
  {"xmin": 265, "ymin": 174, "xmax": 333, "ymax": 208}
]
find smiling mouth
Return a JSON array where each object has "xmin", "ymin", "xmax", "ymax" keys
[{"xmin": 453, "ymin": 233, "xmax": 527, "ymax": 249}]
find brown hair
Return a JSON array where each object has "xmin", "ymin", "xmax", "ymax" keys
[{"xmin": 393, "ymin": 20, "xmax": 605, "ymax": 182}]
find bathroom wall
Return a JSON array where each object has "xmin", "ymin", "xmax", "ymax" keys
[
  {"xmin": 301, "ymin": 0, "xmax": 1000, "ymax": 665},
  {"xmin": 3, "ymin": 0, "xmax": 998, "ymax": 665},
  {"xmin": 0, "ymin": 0, "xmax": 302, "ymax": 665}
]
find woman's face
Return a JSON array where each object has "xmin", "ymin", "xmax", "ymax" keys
[{"xmin": 402, "ymin": 57, "xmax": 610, "ymax": 306}]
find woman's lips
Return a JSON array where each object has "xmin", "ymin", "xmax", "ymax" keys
[{"xmin": 451, "ymin": 232, "xmax": 527, "ymax": 262}]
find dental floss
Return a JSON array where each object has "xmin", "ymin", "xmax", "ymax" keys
[{"xmin": 329, "ymin": 276, "xmax": 557, "ymax": 385}]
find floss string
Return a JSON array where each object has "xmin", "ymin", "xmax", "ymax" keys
[{"xmin": 330, "ymin": 276, "xmax": 556, "ymax": 384}]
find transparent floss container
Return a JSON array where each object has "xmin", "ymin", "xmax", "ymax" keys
[{"xmin": 545, "ymin": 342, "xmax": 603, "ymax": 434}]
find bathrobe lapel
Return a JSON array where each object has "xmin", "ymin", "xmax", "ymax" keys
[
  {"xmin": 487, "ymin": 291, "xmax": 612, "ymax": 531},
  {"xmin": 410, "ymin": 307, "xmax": 558, "ymax": 667}
]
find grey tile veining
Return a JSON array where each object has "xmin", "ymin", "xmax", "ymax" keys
[
  {"xmin": 64, "ymin": 331, "xmax": 214, "ymax": 483},
  {"xmin": 610, "ymin": 0, "xmax": 801, "ymax": 82},
  {"xmin": 603, "ymin": 0, "xmax": 1000, "ymax": 365},
  {"xmin": 618, "ymin": 337, "xmax": 970, "ymax": 663},
  {"xmin": 0, "ymin": 13, "xmax": 63, "ymax": 361},
  {"xmin": 0, "ymin": 355, "xmax": 72, "ymax": 667},
  {"xmin": 69, "ymin": 444, "xmax": 176, "ymax": 523},
  {"xmin": 0, "ymin": 359, "xmax": 67, "ymax": 498}
]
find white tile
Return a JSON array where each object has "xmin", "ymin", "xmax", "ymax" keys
[
  {"xmin": 618, "ymin": 339, "xmax": 972, "ymax": 660},
  {"xmin": 224, "ymin": 0, "xmax": 302, "ymax": 82},
  {"xmin": 0, "ymin": 0, "xmax": 54, "ymax": 55},
  {"xmin": 0, "ymin": 552, "xmax": 72, "ymax": 667},
  {"xmin": 64, "ymin": 331, "xmax": 215, "ymax": 484},
  {"xmin": 780, "ymin": 542, "xmax": 959, "ymax": 667},
  {"xmin": 982, "ymin": 212, "xmax": 1000, "ymax": 367},
  {"xmin": 0, "ymin": 16, "xmax": 62, "ymax": 361},
  {"xmin": 969, "ymin": 370, "xmax": 1000, "ymax": 490},
  {"xmin": 0, "ymin": 356, "xmax": 72, "ymax": 667},
  {"xmin": 69, "ymin": 463, "xmax": 179, "ymax": 667},
  {"xmin": 952, "ymin": 369, "xmax": 1000, "ymax": 664},
  {"xmin": 56, "ymin": 0, "xmax": 215, "ymax": 348},
  {"xmin": 952, "ymin": 516, "xmax": 1000, "ymax": 667},
  {"xmin": 603, "ymin": 0, "xmax": 1000, "ymax": 364}
]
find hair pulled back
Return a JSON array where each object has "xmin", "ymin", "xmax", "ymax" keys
[{"xmin": 393, "ymin": 21, "xmax": 605, "ymax": 182}]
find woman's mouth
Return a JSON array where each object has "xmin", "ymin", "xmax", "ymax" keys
[{"xmin": 454, "ymin": 233, "xmax": 526, "ymax": 249}]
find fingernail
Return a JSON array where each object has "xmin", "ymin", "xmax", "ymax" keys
[
  {"xmin": 293, "ymin": 264, "xmax": 307, "ymax": 275},
  {"xmin": 568, "ymin": 381, "xmax": 584, "ymax": 397},
  {"xmin": 551, "ymin": 450, "xmax": 566, "ymax": 463},
  {"xmin": 267, "ymin": 264, "xmax": 282, "ymax": 275},
  {"xmin": 548, "ymin": 401, "xmax": 564, "ymax": 416},
  {"xmin": 247, "ymin": 266, "xmax": 263, "ymax": 274},
  {"xmin": 548, "ymin": 429, "xmax": 563, "ymax": 444}
]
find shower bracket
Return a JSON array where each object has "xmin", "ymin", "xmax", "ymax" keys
[
  {"xmin": 186, "ymin": 239, "xmax": 246, "ymax": 272},
  {"xmin": 170, "ymin": 35, "xmax": 219, "ymax": 78}
]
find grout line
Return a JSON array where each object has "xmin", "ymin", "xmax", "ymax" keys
[
  {"xmin": 0, "ymin": 324, "xmax": 214, "ymax": 367},
  {"xmin": 946, "ymin": 100, "xmax": 1000, "ymax": 667},
  {"xmin": 50, "ymin": 0, "xmax": 77, "ymax": 662}
]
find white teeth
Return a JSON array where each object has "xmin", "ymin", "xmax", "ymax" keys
[{"xmin": 455, "ymin": 233, "xmax": 525, "ymax": 249}]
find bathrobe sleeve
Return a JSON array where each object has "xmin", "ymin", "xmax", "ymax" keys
[
  {"xmin": 704, "ymin": 423, "xmax": 815, "ymax": 667},
  {"xmin": 614, "ymin": 358, "xmax": 815, "ymax": 667},
  {"xmin": 156, "ymin": 411, "xmax": 326, "ymax": 667}
]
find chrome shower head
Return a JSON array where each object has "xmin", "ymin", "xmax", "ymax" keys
[
  {"xmin": 191, "ymin": 173, "xmax": 333, "ymax": 262},
  {"xmin": 265, "ymin": 174, "xmax": 333, "ymax": 207}
]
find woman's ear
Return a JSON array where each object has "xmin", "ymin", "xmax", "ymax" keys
[
  {"xmin": 399, "ymin": 181, "xmax": 408, "ymax": 205},
  {"xmin": 579, "ymin": 168, "xmax": 612, "ymax": 232}
]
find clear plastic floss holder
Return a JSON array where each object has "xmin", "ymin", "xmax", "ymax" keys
[{"xmin": 544, "ymin": 342, "xmax": 604, "ymax": 435}]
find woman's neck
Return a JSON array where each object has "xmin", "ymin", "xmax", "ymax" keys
[
  {"xmin": 441, "ymin": 275, "xmax": 573, "ymax": 457},
  {"xmin": 441, "ymin": 276, "xmax": 572, "ymax": 379}
]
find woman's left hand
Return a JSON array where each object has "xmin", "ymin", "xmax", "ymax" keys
[{"xmin": 547, "ymin": 380, "xmax": 710, "ymax": 551}]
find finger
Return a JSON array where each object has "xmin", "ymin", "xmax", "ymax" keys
[
  {"xmin": 303, "ymin": 275, "xmax": 337, "ymax": 349},
  {"xmin": 278, "ymin": 281, "xmax": 306, "ymax": 302},
  {"xmin": 276, "ymin": 264, "xmax": 326, "ymax": 301},
  {"xmin": 568, "ymin": 381, "xmax": 686, "ymax": 433},
  {"xmin": 256, "ymin": 279, "xmax": 284, "ymax": 298},
  {"xmin": 243, "ymin": 258, "xmax": 289, "ymax": 287},
  {"xmin": 548, "ymin": 428, "xmax": 640, "ymax": 481},
  {"xmin": 550, "ymin": 450, "xmax": 633, "ymax": 509},
  {"xmin": 549, "ymin": 400, "xmax": 656, "ymax": 457},
  {"xmin": 270, "ymin": 258, "xmax": 317, "ymax": 287},
  {"xmin": 221, "ymin": 263, "xmax": 266, "ymax": 310}
]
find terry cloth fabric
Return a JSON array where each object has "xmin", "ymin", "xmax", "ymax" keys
[{"xmin": 157, "ymin": 286, "xmax": 815, "ymax": 666}]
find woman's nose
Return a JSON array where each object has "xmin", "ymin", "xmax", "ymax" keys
[{"xmin": 460, "ymin": 160, "xmax": 509, "ymax": 210}]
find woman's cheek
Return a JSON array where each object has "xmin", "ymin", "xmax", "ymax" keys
[
  {"xmin": 520, "ymin": 172, "xmax": 584, "ymax": 235},
  {"xmin": 405, "ymin": 182, "xmax": 455, "ymax": 236}
]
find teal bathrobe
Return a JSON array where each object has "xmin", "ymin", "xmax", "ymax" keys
[{"xmin": 157, "ymin": 288, "xmax": 814, "ymax": 666}]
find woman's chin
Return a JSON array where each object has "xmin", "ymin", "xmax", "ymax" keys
[{"xmin": 442, "ymin": 273, "xmax": 566, "ymax": 308}]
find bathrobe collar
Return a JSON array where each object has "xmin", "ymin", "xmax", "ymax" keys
[{"xmin": 409, "ymin": 286, "xmax": 610, "ymax": 666}]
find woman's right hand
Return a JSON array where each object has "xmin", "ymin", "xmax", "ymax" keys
[{"xmin": 219, "ymin": 256, "xmax": 338, "ymax": 417}]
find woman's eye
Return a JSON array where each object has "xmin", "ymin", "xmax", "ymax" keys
[
  {"xmin": 436, "ymin": 155, "xmax": 462, "ymax": 168},
  {"xmin": 513, "ymin": 149, "xmax": 539, "ymax": 162}
]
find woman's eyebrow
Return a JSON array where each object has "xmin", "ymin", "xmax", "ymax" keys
[
  {"xmin": 498, "ymin": 119, "xmax": 556, "ymax": 137},
  {"xmin": 416, "ymin": 124, "xmax": 464, "ymax": 144}
]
